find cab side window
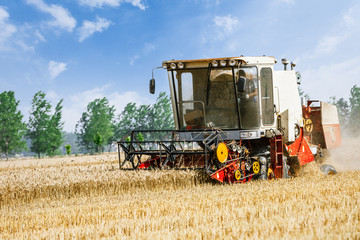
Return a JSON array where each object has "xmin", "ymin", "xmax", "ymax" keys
[{"xmin": 260, "ymin": 67, "xmax": 274, "ymax": 125}]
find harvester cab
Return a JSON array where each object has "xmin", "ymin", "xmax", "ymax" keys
[
  {"xmin": 161, "ymin": 57, "xmax": 300, "ymax": 139},
  {"xmin": 117, "ymin": 56, "xmax": 340, "ymax": 183}
]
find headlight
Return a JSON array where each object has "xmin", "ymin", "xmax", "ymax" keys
[
  {"xmin": 170, "ymin": 63, "xmax": 176, "ymax": 69},
  {"xmin": 178, "ymin": 62, "xmax": 184, "ymax": 69},
  {"xmin": 162, "ymin": 63, "xmax": 167, "ymax": 69},
  {"xmin": 236, "ymin": 145, "xmax": 242, "ymax": 153},
  {"xmin": 220, "ymin": 60, "xmax": 227, "ymax": 67},
  {"xmin": 229, "ymin": 59, "xmax": 236, "ymax": 66},
  {"xmin": 212, "ymin": 60, "xmax": 218, "ymax": 67}
]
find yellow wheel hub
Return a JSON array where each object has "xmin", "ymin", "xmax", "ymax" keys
[
  {"xmin": 234, "ymin": 169, "xmax": 241, "ymax": 181},
  {"xmin": 216, "ymin": 142, "xmax": 228, "ymax": 163},
  {"xmin": 252, "ymin": 161, "xmax": 260, "ymax": 174}
]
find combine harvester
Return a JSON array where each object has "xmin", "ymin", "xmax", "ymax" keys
[{"xmin": 117, "ymin": 56, "xmax": 341, "ymax": 183}]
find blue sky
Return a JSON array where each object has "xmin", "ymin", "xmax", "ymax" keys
[{"xmin": 1, "ymin": 0, "xmax": 360, "ymax": 132}]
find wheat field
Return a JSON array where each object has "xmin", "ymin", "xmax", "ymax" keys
[{"xmin": 1, "ymin": 140, "xmax": 360, "ymax": 239}]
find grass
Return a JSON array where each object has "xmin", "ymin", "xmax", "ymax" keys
[{"xmin": 0, "ymin": 151, "xmax": 359, "ymax": 239}]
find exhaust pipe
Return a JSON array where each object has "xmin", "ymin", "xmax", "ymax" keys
[
  {"xmin": 291, "ymin": 61, "xmax": 296, "ymax": 70},
  {"xmin": 282, "ymin": 58, "xmax": 289, "ymax": 70}
]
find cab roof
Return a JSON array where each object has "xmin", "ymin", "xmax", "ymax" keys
[{"xmin": 162, "ymin": 56, "xmax": 276, "ymax": 69}]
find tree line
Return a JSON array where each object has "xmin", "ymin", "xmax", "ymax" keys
[
  {"xmin": 329, "ymin": 85, "xmax": 360, "ymax": 136},
  {"xmin": 0, "ymin": 91, "xmax": 174, "ymax": 160},
  {"xmin": 1, "ymin": 85, "xmax": 359, "ymax": 160},
  {"xmin": 299, "ymin": 84, "xmax": 360, "ymax": 136}
]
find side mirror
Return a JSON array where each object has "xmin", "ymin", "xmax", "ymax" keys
[
  {"xmin": 149, "ymin": 78, "xmax": 155, "ymax": 94},
  {"xmin": 237, "ymin": 77, "xmax": 247, "ymax": 92}
]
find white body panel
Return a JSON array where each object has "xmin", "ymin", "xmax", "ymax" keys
[
  {"xmin": 321, "ymin": 102, "xmax": 340, "ymax": 125},
  {"xmin": 273, "ymin": 70, "xmax": 303, "ymax": 143}
]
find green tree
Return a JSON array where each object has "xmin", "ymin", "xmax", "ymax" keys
[
  {"xmin": 0, "ymin": 91, "xmax": 27, "ymax": 160},
  {"xmin": 114, "ymin": 92, "xmax": 174, "ymax": 141},
  {"xmin": 349, "ymin": 85, "xmax": 360, "ymax": 135},
  {"xmin": 329, "ymin": 96, "xmax": 350, "ymax": 128},
  {"xmin": 65, "ymin": 144, "xmax": 71, "ymax": 155},
  {"xmin": 75, "ymin": 98, "xmax": 115, "ymax": 153},
  {"xmin": 114, "ymin": 102, "xmax": 138, "ymax": 140},
  {"xmin": 27, "ymin": 91, "xmax": 64, "ymax": 158},
  {"xmin": 47, "ymin": 99, "xmax": 64, "ymax": 156},
  {"xmin": 136, "ymin": 104, "xmax": 152, "ymax": 130},
  {"xmin": 148, "ymin": 92, "xmax": 175, "ymax": 140},
  {"xmin": 93, "ymin": 131, "xmax": 103, "ymax": 153},
  {"xmin": 136, "ymin": 132, "xmax": 144, "ymax": 141},
  {"xmin": 151, "ymin": 92, "xmax": 175, "ymax": 130},
  {"xmin": 27, "ymin": 91, "xmax": 51, "ymax": 158}
]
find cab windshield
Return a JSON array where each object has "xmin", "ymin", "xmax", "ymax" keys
[{"xmin": 170, "ymin": 66, "xmax": 260, "ymax": 130}]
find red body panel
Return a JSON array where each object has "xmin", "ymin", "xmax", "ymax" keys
[
  {"xmin": 270, "ymin": 135, "xmax": 284, "ymax": 178},
  {"xmin": 302, "ymin": 101, "xmax": 342, "ymax": 149},
  {"xmin": 285, "ymin": 128, "xmax": 314, "ymax": 166},
  {"xmin": 210, "ymin": 160, "xmax": 254, "ymax": 183}
]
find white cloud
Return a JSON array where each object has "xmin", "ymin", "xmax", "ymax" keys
[
  {"xmin": 61, "ymin": 86, "xmax": 151, "ymax": 132},
  {"xmin": 79, "ymin": 0, "xmax": 121, "ymax": 7},
  {"xmin": 34, "ymin": 29, "xmax": 46, "ymax": 43},
  {"xmin": 275, "ymin": 0, "xmax": 296, "ymax": 6},
  {"xmin": 48, "ymin": 61, "xmax": 67, "ymax": 79},
  {"xmin": 214, "ymin": 15, "xmax": 239, "ymax": 34},
  {"xmin": 78, "ymin": 17, "xmax": 112, "ymax": 42},
  {"xmin": 307, "ymin": 4, "xmax": 360, "ymax": 58},
  {"xmin": 213, "ymin": 15, "xmax": 239, "ymax": 40},
  {"xmin": 342, "ymin": 4, "xmax": 360, "ymax": 26},
  {"xmin": 26, "ymin": 0, "xmax": 76, "ymax": 32},
  {"xmin": 198, "ymin": 15, "xmax": 240, "ymax": 52},
  {"xmin": 0, "ymin": 22, "xmax": 46, "ymax": 52},
  {"xmin": 215, "ymin": 0, "xmax": 224, "ymax": 6},
  {"xmin": 15, "ymin": 39, "xmax": 35, "ymax": 52},
  {"xmin": 0, "ymin": 7, "xmax": 17, "ymax": 50},
  {"xmin": 314, "ymin": 34, "xmax": 350, "ymax": 55},
  {"xmin": 12, "ymin": 23, "xmax": 46, "ymax": 52},
  {"xmin": 301, "ymin": 57, "xmax": 360, "ymax": 100},
  {"xmin": 78, "ymin": 0, "xmax": 146, "ymax": 10},
  {"xmin": 129, "ymin": 55, "xmax": 139, "ymax": 66},
  {"xmin": 46, "ymin": 90, "xmax": 59, "ymax": 101},
  {"xmin": 126, "ymin": 0, "xmax": 146, "ymax": 10},
  {"xmin": 108, "ymin": 91, "xmax": 149, "ymax": 114},
  {"xmin": 193, "ymin": 0, "xmax": 224, "ymax": 7}
]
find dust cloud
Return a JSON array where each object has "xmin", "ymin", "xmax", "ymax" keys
[
  {"xmin": 299, "ymin": 161, "xmax": 322, "ymax": 176},
  {"xmin": 325, "ymin": 138, "xmax": 360, "ymax": 172}
]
